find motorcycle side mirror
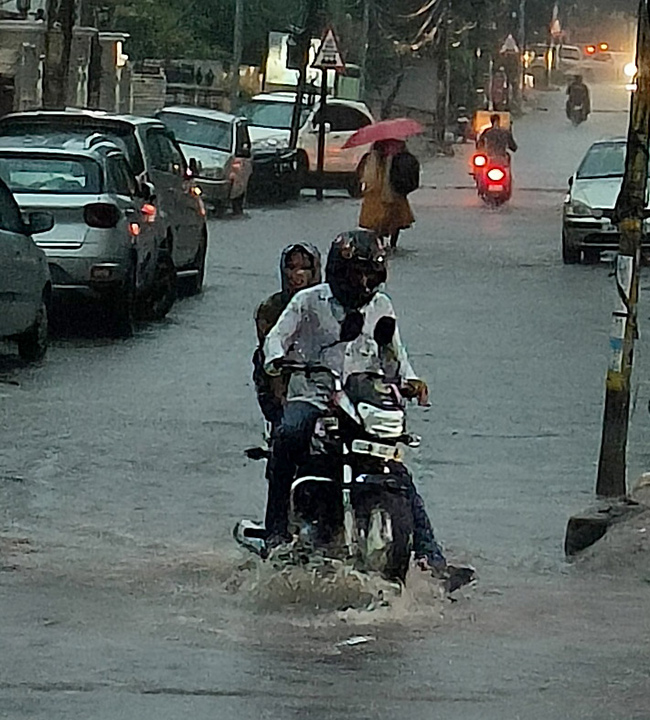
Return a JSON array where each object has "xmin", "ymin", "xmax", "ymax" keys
[
  {"xmin": 374, "ymin": 316, "xmax": 396, "ymax": 347},
  {"xmin": 340, "ymin": 311, "xmax": 364, "ymax": 343}
]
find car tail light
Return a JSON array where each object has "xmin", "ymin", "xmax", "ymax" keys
[
  {"xmin": 473, "ymin": 154, "xmax": 488, "ymax": 168},
  {"xmin": 487, "ymin": 167, "xmax": 506, "ymax": 182},
  {"xmin": 141, "ymin": 202, "xmax": 157, "ymax": 223},
  {"xmin": 84, "ymin": 202, "xmax": 120, "ymax": 229}
]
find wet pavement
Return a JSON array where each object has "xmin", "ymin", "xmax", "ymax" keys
[{"xmin": 2, "ymin": 84, "xmax": 650, "ymax": 719}]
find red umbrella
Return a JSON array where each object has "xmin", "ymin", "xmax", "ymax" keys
[{"xmin": 342, "ymin": 118, "xmax": 424, "ymax": 149}]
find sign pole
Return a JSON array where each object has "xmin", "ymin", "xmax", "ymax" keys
[
  {"xmin": 311, "ymin": 25, "xmax": 345, "ymax": 201},
  {"xmin": 316, "ymin": 68, "xmax": 328, "ymax": 202}
]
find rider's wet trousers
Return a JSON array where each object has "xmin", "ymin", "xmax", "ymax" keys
[{"xmin": 264, "ymin": 399, "xmax": 445, "ymax": 564}]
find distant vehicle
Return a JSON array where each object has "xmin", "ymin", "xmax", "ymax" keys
[
  {"xmin": 562, "ymin": 138, "xmax": 650, "ymax": 263},
  {"xmin": 238, "ymin": 92, "xmax": 375, "ymax": 197},
  {"xmin": 0, "ymin": 134, "xmax": 177, "ymax": 335},
  {"xmin": 0, "ymin": 176, "xmax": 53, "ymax": 361},
  {"xmin": 0, "ymin": 111, "xmax": 208, "ymax": 295},
  {"xmin": 157, "ymin": 107, "xmax": 253, "ymax": 216}
]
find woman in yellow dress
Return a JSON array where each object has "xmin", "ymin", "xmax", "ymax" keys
[{"xmin": 358, "ymin": 139, "xmax": 417, "ymax": 249}]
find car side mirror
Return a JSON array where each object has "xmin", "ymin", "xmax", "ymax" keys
[
  {"xmin": 374, "ymin": 316, "xmax": 396, "ymax": 347},
  {"xmin": 238, "ymin": 145, "xmax": 252, "ymax": 159},
  {"xmin": 568, "ymin": 176, "xmax": 574, "ymax": 187},
  {"xmin": 25, "ymin": 211, "xmax": 54, "ymax": 235},
  {"xmin": 340, "ymin": 310, "xmax": 364, "ymax": 343},
  {"xmin": 188, "ymin": 157, "xmax": 201, "ymax": 176}
]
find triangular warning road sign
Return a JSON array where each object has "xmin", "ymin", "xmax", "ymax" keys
[{"xmin": 312, "ymin": 27, "xmax": 345, "ymax": 71}]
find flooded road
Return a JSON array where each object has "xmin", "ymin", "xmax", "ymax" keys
[{"xmin": 2, "ymin": 85, "xmax": 650, "ymax": 719}]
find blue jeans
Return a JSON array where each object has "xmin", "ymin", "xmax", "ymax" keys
[{"xmin": 264, "ymin": 400, "xmax": 445, "ymax": 565}]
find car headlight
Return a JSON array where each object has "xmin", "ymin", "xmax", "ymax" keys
[
  {"xmin": 200, "ymin": 166, "xmax": 226, "ymax": 180},
  {"xmin": 624, "ymin": 62, "xmax": 638, "ymax": 78},
  {"xmin": 566, "ymin": 199, "xmax": 594, "ymax": 216}
]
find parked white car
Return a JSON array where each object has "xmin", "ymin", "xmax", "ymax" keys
[
  {"xmin": 562, "ymin": 137, "xmax": 650, "ymax": 263},
  {"xmin": 0, "ymin": 177, "xmax": 53, "ymax": 361},
  {"xmin": 238, "ymin": 92, "xmax": 375, "ymax": 196}
]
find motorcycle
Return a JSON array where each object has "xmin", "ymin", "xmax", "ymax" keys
[
  {"xmin": 235, "ymin": 317, "xmax": 421, "ymax": 583},
  {"xmin": 471, "ymin": 152, "xmax": 512, "ymax": 206},
  {"xmin": 566, "ymin": 102, "xmax": 588, "ymax": 126}
]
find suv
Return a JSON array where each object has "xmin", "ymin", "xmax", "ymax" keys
[
  {"xmin": 0, "ymin": 176, "xmax": 52, "ymax": 361},
  {"xmin": 157, "ymin": 107, "xmax": 253, "ymax": 216},
  {"xmin": 0, "ymin": 134, "xmax": 176, "ymax": 334},
  {"xmin": 0, "ymin": 110, "xmax": 208, "ymax": 295},
  {"xmin": 238, "ymin": 92, "xmax": 374, "ymax": 196}
]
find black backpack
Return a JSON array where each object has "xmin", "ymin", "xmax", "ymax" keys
[{"xmin": 390, "ymin": 151, "xmax": 420, "ymax": 196}]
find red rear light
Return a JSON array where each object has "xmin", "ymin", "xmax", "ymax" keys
[
  {"xmin": 473, "ymin": 154, "xmax": 488, "ymax": 167},
  {"xmin": 84, "ymin": 203, "xmax": 121, "ymax": 229},
  {"xmin": 141, "ymin": 202, "xmax": 157, "ymax": 222},
  {"xmin": 487, "ymin": 167, "xmax": 506, "ymax": 182},
  {"xmin": 585, "ymin": 45, "xmax": 596, "ymax": 55}
]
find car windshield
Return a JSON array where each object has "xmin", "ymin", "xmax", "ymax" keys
[
  {"xmin": 577, "ymin": 143, "xmax": 626, "ymax": 179},
  {"xmin": 0, "ymin": 122, "xmax": 144, "ymax": 175},
  {"xmin": 0, "ymin": 154, "xmax": 102, "ymax": 194},
  {"xmin": 238, "ymin": 101, "xmax": 309, "ymax": 129},
  {"xmin": 158, "ymin": 112, "xmax": 232, "ymax": 152}
]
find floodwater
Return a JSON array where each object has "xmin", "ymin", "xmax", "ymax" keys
[{"xmin": 2, "ymin": 83, "xmax": 650, "ymax": 719}]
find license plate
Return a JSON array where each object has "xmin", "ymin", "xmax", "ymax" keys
[
  {"xmin": 488, "ymin": 184, "xmax": 504, "ymax": 192},
  {"xmin": 352, "ymin": 439, "xmax": 402, "ymax": 461}
]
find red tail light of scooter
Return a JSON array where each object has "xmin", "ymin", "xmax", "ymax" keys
[
  {"xmin": 473, "ymin": 154, "xmax": 488, "ymax": 168},
  {"xmin": 487, "ymin": 167, "xmax": 506, "ymax": 182}
]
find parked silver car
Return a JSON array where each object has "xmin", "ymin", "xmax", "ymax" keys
[
  {"xmin": 0, "ymin": 176, "xmax": 53, "ymax": 361},
  {"xmin": 0, "ymin": 135, "xmax": 175, "ymax": 335},
  {"xmin": 157, "ymin": 106, "xmax": 253, "ymax": 215},
  {"xmin": 562, "ymin": 138, "xmax": 650, "ymax": 263},
  {"xmin": 0, "ymin": 110, "xmax": 208, "ymax": 295}
]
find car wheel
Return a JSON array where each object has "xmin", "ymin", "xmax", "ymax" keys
[
  {"xmin": 186, "ymin": 231, "xmax": 207, "ymax": 296},
  {"xmin": 583, "ymin": 248, "xmax": 601, "ymax": 264},
  {"xmin": 347, "ymin": 175, "xmax": 363, "ymax": 199},
  {"xmin": 562, "ymin": 231, "xmax": 581, "ymax": 264},
  {"xmin": 232, "ymin": 194, "xmax": 246, "ymax": 216},
  {"xmin": 141, "ymin": 252, "xmax": 176, "ymax": 320},
  {"xmin": 17, "ymin": 300, "xmax": 48, "ymax": 362}
]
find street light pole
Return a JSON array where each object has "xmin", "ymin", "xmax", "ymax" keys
[
  {"xmin": 230, "ymin": 0, "xmax": 244, "ymax": 110},
  {"xmin": 596, "ymin": 0, "xmax": 650, "ymax": 497}
]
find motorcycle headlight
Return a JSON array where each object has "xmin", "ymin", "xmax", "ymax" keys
[
  {"xmin": 566, "ymin": 199, "xmax": 594, "ymax": 217},
  {"xmin": 254, "ymin": 137, "xmax": 289, "ymax": 151},
  {"xmin": 357, "ymin": 403, "xmax": 404, "ymax": 439}
]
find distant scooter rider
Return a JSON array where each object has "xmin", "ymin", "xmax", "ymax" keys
[
  {"xmin": 253, "ymin": 243, "xmax": 321, "ymax": 426},
  {"xmin": 477, "ymin": 113, "xmax": 518, "ymax": 160},
  {"xmin": 566, "ymin": 74, "xmax": 591, "ymax": 122},
  {"xmin": 262, "ymin": 229, "xmax": 446, "ymax": 571}
]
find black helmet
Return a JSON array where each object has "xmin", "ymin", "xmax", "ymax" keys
[{"xmin": 326, "ymin": 229, "xmax": 387, "ymax": 309}]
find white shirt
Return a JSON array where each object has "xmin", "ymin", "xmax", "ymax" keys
[{"xmin": 264, "ymin": 283, "xmax": 419, "ymax": 408}]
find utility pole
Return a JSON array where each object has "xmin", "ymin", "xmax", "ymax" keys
[
  {"xmin": 43, "ymin": 0, "xmax": 76, "ymax": 108},
  {"xmin": 358, "ymin": 0, "xmax": 371, "ymax": 101},
  {"xmin": 435, "ymin": 0, "xmax": 451, "ymax": 146},
  {"xmin": 596, "ymin": 0, "xmax": 650, "ymax": 497},
  {"xmin": 289, "ymin": 0, "xmax": 323, "ymax": 150},
  {"xmin": 230, "ymin": 0, "xmax": 244, "ymax": 110}
]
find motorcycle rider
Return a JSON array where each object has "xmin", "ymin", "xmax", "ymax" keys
[
  {"xmin": 262, "ymin": 229, "xmax": 446, "ymax": 571},
  {"xmin": 253, "ymin": 243, "xmax": 321, "ymax": 426},
  {"xmin": 477, "ymin": 113, "xmax": 518, "ymax": 159},
  {"xmin": 566, "ymin": 74, "xmax": 591, "ymax": 122}
]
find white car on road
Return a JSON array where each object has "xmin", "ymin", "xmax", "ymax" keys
[
  {"xmin": 562, "ymin": 137, "xmax": 650, "ymax": 263},
  {"xmin": 0, "ymin": 177, "xmax": 53, "ymax": 361},
  {"xmin": 239, "ymin": 92, "xmax": 374, "ymax": 196}
]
